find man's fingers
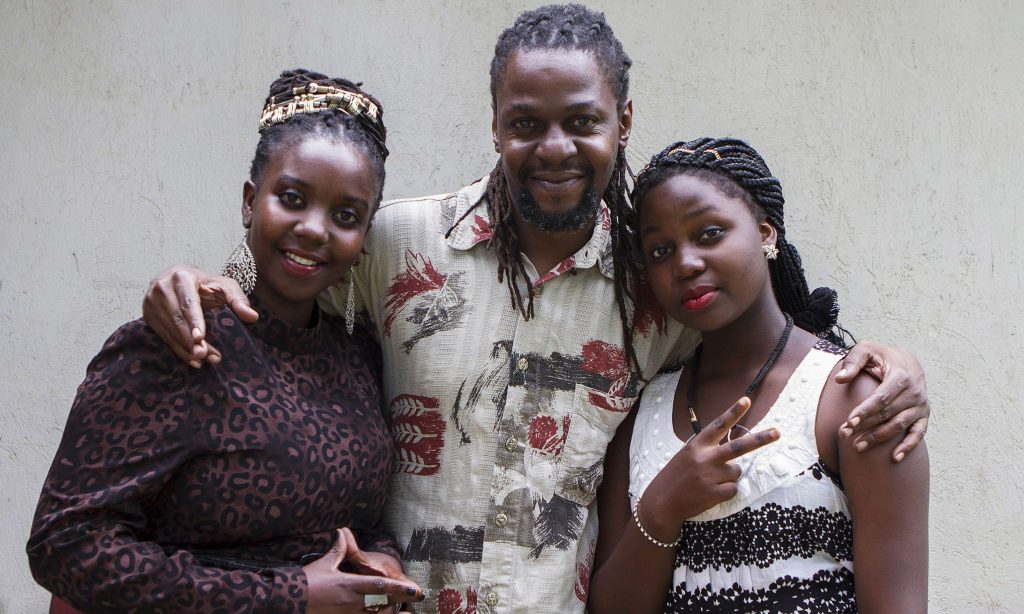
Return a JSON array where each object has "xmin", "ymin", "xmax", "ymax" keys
[
  {"xmin": 892, "ymin": 417, "xmax": 929, "ymax": 462},
  {"xmin": 835, "ymin": 340, "xmax": 886, "ymax": 382},
  {"xmin": 851, "ymin": 406, "xmax": 927, "ymax": 454},
  {"xmin": 201, "ymin": 278, "xmax": 258, "ymax": 323},
  {"xmin": 172, "ymin": 271, "xmax": 208, "ymax": 342},
  {"xmin": 839, "ymin": 373, "xmax": 919, "ymax": 436},
  {"xmin": 701, "ymin": 397, "xmax": 751, "ymax": 441},
  {"xmin": 714, "ymin": 428, "xmax": 780, "ymax": 463}
]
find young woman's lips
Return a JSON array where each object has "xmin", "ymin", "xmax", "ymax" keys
[
  {"xmin": 280, "ymin": 250, "xmax": 325, "ymax": 277},
  {"xmin": 682, "ymin": 288, "xmax": 717, "ymax": 310}
]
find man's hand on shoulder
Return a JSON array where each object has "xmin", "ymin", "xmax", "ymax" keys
[{"xmin": 142, "ymin": 265, "xmax": 257, "ymax": 368}]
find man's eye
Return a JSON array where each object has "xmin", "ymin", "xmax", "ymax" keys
[
  {"xmin": 570, "ymin": 116, "xmax": 597, "ymax": 129},
  {"xmin": 511, "ymin": 119, "xmax": 538, "ymax": 130}
]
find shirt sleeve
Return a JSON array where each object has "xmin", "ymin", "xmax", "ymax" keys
[{"xmin": 26, "ymin": 320, "xmax": 308, "ymax": 613}]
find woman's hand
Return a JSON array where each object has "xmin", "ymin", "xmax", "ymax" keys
[
  {"xmin": 639, "ymin": 397, "xmax": 779, "ymax": 539},
  {"xmin": 835, "ymin": 341, "xmax": 930, "ymax": 462},
  {"xmin": 142, "ymin": 265, "xmax": 258, "ymax": 368},
  {"xmin": 305, "ymin": 529, "xmax": 423, "ymax": 614}
]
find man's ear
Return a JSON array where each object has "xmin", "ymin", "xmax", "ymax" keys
[
  {"xmin": 242, "ymin": 181, "xmax": 256, "ymax": 228},
  {"xmin": 618, "ymin": 98, "xmax": 633, "ymax": 148},
  {"xmin": 491, "ymin": 113, "xmax": 499, "ymax": 152}
]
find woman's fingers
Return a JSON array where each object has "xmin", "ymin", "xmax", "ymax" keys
[
  {"xmin": 713, "ymin": 428, "xmax": 780, "ymax": 464},
  {"xmin": 699, "ymin": 397, "xmax": 751, "ymax": 442},
  {"xmin": 351, "ymin": 574, "xmax": 424, "ymax": 604}
]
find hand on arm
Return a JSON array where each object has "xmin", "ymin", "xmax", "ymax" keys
[
  {"xmin": 304, "ymin": 528, "xmax": 423, "ymax": 614},
  {"xmin": 822, "ymin": 371, "xmax": 929, "ymax": 613},
  {"xmin": 835, "ymin": 341, "xmax": 930, "ymax": 461},
  {"xmin": 143, "ymin": 264, "xmax": 258, "ymax": 367},
  {"xmin": 589, "ymin": 398, "xmax": 778, "ymax": 614}
]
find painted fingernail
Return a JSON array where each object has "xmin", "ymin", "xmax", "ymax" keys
[
  {"xmin": 848, "ymin": 417, "xmax": 860, "ymax": 428},
  {"xmin": 838, "ymin": 368, "xmax": 848, "ymax": 378},
  {"xmin": 855, "ymin": 441, "xmax": 868, "ymax": 452},
  {"xmin": 895, "ymin": 452, "xmax": 905, "ymax": 463},
  {"xmin": 407, "ymin": 588, "xmax": 417, "ymax": 596}
]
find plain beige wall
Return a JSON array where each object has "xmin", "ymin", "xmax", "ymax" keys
[{"xmin": 2, "ymin": 1, "xmax": 1021, "ymax": 611}]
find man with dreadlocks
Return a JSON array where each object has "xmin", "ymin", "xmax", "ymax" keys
[{"xmin": 143, "ymin": 5, "xmax": 930, "ymax": 612}]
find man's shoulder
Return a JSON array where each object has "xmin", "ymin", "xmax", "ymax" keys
[{"xmin": 373, "ymin": 178, "xmax": 488, "ymax": 227}]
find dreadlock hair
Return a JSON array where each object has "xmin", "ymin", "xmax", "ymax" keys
[
  {"xmin": 249, "ymin": 68, "xmax": 388, "ymax": 208},
  {"xmin": 446, "ymin": 4, "xmax": 643, "ymax": 373},
  {"xmin": 631, "ymin": 137, "xmax": 850, "ymax": 347}
]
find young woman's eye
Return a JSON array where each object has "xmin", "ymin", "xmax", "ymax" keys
[
  {"xmin": 699, "ymin": 227, "xmax": 724, "ymax": 242},
  {"xmin": 333, "ymin": 209, "xmax": 359, "ymax": 226},
  {"xmin": 279, "ymin": 191, "xmax": 304, "ymax": 208},
  {"xmin": 648, "ymin": 245, "xmax": 670, "ymax": 261}
]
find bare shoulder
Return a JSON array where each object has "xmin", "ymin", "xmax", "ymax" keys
[{"xmin": 815, "ymin": 343, "xmax": 879, "ymax": 469}]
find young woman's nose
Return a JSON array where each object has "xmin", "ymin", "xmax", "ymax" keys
[
  {"xmin": 293, "ymin": 209, "xmax": 330, "ymax": 244},
  {"xmin": 674, "ymin": 244, "xmax": 705, "ymax": 279}
]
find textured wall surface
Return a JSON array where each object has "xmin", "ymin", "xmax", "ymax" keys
[{"xmin": 2, "ymin": 1, "xmax": 1021, "ymax": 611}]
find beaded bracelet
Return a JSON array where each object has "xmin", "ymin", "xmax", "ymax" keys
[{"xmin": 632, "ymin": 494, "xmax": 682, "ymax": 548}]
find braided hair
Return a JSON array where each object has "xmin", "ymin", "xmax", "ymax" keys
[
  {"xmin": 448, "ymin": 4, "xmax": 642, "ymax": 372},
  {"xmin": 249, "ymin": 68, "xmax": 388, "ymax": 207},
  {"xmin": 632, "ymin": 137, "xmax": 849, "ymax": 347}
]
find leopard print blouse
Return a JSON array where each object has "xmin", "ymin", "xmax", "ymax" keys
[{"xmin": 28, "ymin": 304, "xmax": 396, "ymax": 613}]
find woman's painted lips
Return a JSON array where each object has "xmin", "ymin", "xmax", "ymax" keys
[{"xmin": 683, "ymin": 287, "xmax": 717, "ymax": 310}]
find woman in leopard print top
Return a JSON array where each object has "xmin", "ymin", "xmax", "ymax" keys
[{"xmin": 27, "ymin": 69, "xmax": 423, "ymax": 613}]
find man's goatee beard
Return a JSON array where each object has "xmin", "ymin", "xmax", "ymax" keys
[{"xmin": 516, "ymin": 188, "xmax": 601, "ymax": 233}]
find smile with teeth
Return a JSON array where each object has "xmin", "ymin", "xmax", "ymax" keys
[{"xmin": 283, "ymin": 251, "xmax": 322, "ymax": 267}]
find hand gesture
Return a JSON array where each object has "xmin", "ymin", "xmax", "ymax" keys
[
  {"xmin": 304, "ymin": 528, "xmax": 423, "ymax": 614},
  {"xmin": 638, "ymin": 397, "xmax": 779, "ymax": 538}
]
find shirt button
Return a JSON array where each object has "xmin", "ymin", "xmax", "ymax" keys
[
  {"xmin": 486, "ymin": 592, "xmax": 499, "ymax": 606},
  {"xmin": 517, "ymin": 357, "xmax": 529, "ymax": 371},
  {"xmin": 504, "ymin": 436, "xmax": 517, "ymax": 452},
  {"xmin": 494, "ymin": 512, "xmax": 508, "ymax": 527}
]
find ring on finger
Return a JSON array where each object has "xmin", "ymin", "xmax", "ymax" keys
[
  {"xmin": 364, "ymin": 593, "xmax": 389, "ymax": 610},
  {"xmin": 878, "ymin": 405, "xmax": 890, "ymax": 420}
]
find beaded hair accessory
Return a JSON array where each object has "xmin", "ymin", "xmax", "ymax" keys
[
  {"xmin": 635, "ymin": 146, "xmax": 721, "ymax": 181},
  {"xmin": 259, "ymin": 82, "xmax": 388, "ymax": 157}
]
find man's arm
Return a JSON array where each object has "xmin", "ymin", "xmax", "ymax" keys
[
  {"xmin": 836, "ymin": 341, "xmax": 930, "ymax": 462},
  {"xmin": 143, "ymin": 265, "xmax": 258, "ymax": 367}
]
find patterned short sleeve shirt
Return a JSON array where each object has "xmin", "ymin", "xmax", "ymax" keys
[{"xmin": 323, "ymin": 178, "xmax": 696, "ymax": 613}]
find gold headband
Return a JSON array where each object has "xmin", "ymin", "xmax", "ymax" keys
[
  {"xmin": 636, "ymin": 146, "xmax": 722, "ymax": 180},
  {"xmin": 666, "ymin": 146, "xmax": 721, "ymax": 161},
  {"xmin": 259, "ymin": 82, "xmax": 381, "ymax": 130}
]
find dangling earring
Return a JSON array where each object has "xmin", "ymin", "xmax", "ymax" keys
[
  {"xmin": 223, "ymin": 233, "xmax": 257, "ymax": 294},
  {"xmin": 762, "ymin": 243, "xmax": 779, "ymax": 260},
  {"xmin": 341, "ymin": 258, "xmax": 358, "ymax": 335}
]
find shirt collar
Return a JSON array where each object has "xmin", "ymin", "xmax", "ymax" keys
[{"xmin": 444, "ymin": 177, "xmax": 616, "ymax": 281}]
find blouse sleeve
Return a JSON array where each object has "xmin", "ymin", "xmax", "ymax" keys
[{"xmin": 26, "ymin": 319, "xmax": 308, "ymax": 613}]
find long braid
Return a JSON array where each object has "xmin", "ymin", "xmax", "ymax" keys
[
  {"xmin": 632, "ymin": 137, "xmax": 848, "ymax": 347},
  {"xmin": 446, "ymin": 4, "xmax": 643, "ymax": 371}
]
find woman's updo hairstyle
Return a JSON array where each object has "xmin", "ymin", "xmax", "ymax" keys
[
  {"xmin": 249, "ymin": 68, "xmax": 388, "ymax": 207},
  {"xmin": 632, "ymin": 137, "xmax": 848, "ymax": 347}
]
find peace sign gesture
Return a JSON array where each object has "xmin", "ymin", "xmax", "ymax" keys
[{"xmin": 635, "ymin": 397, "xmax": 780, "ymax": 542}]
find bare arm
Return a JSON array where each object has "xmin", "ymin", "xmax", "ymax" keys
[
  {"xmin": 143, "ymin": 265, "xmax": 258, "ymax": 367},
  {"xmin": 820, "ymin": 370, "xmax": 929, "ymax": 613},
  {"xmin": 589, "ymin": 398, "xmax": 779, "ymax": 614},
  {"xmin": 836, "ymin": 341, "xmax": 930, "ymax": 461}
]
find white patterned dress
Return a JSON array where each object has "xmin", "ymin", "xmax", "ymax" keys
[{"xmin": 629, "ymin": 340, "xmax": 856, "ymax": 613}]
